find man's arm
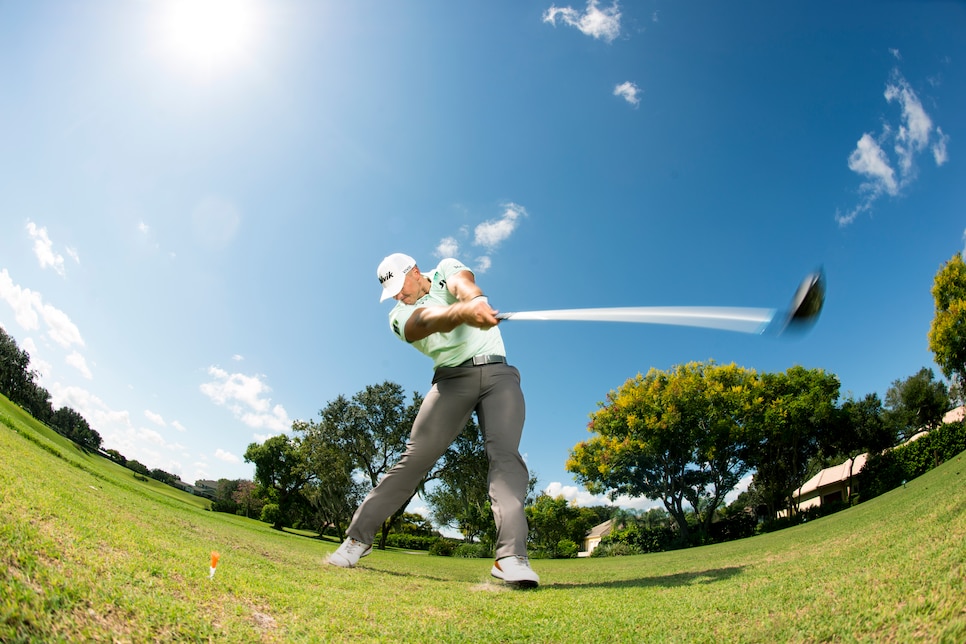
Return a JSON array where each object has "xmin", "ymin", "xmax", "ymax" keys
[{"xmin": 403, "ymin": 269, "xmax": 499, "ymax": 342}]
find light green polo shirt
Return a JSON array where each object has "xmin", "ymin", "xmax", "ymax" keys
[{"xmin": 388, "ymin": 258, "xmax": 506, "ymax": 368}]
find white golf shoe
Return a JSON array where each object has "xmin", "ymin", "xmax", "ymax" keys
[
  {"xmin": 490, "ymin": 555, "xmax": 539, "ymax": 588},
  {"xmin": 328, "ymin": 537, "xmax": 372, "ymax": 568}
]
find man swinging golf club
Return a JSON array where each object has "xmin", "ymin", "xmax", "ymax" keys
[{"xmin": 328, "ymin": 253, "xmax": 539, "ymax": 588}]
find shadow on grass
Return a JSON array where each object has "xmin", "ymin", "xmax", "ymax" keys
[
  {"xmin": 543, "ymin": 565, "xmax": 745, "ymax": 590},
  {"xmin": 356, "ymin": 565, "xmax": 453, "ymax": 584},
  {"xmin": 356, "ymin": 563, "xmax": 745, "ymax": 590}
]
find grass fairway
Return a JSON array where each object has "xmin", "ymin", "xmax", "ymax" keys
[{"xmin": 2, "ymin": 396, "xmax": 964, "ymax": 643}]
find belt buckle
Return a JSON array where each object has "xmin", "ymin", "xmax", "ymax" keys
[{"xmin": 472, "ymin": 355, "xmax": 487, "ymax": 366}]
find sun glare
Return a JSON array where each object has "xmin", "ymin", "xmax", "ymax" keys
[{"xmin": 158, "ymin": 0, "xmax": 257, "ymax": 71}]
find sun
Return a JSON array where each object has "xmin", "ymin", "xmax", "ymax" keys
[{"xmin": 158, "ymin": 0, "xmax": 258, "ymax": 71}]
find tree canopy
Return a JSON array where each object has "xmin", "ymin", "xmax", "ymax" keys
[
  {"xmin": 883, "ymin": 367, "xmax": 950, "ymax": 440},
  {"xmin": 568, "ymin": 361, "xmax": 842, "ymax": 538},
  {"xmin": 244, "ymin": 434, "xmax": 312, "ymax": 530},
  {"xmin": 567, "ymin": 361, "xmax": 763, "ymax": 543},
  {"xmin": 745, "ymin": 365, "xmax": 840, "ymax": 518},
  {"xmin": 929, "ymin": 253, "xmax": 966, "ymax": 391}
]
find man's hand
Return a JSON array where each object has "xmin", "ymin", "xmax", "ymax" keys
[{"xmin": 461, "ymin": 296, "xmax": 500, "ymax": 330}]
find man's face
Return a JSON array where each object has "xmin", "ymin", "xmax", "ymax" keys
[{"xmin": 394, "ymin": 267, "xmax": 426, "ymax": 304}]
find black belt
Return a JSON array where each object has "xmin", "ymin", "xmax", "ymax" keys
[{"xmin": 456, "ymin": 355, "xmax": 506, "ymax": 367}]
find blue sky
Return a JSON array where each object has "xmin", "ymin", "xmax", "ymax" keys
[{"xmin": 1, "ymin": 1, "xmax": 963, "ymax": 516}]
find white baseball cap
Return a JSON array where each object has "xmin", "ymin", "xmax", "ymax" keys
[{"xmin": 377, "ymin": 253, "xmax": 416, "ymax": 302}]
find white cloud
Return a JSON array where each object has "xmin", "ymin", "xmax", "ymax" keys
[
  {"xmin": 848, "ymin": 133, "xmax": 898, "ymax": 196},
  {"xmin": 42, "ymin": 382, "xmax": 231, "ymax": 484},
  {"xmin": 50, "ymin": 384, "xmax": 177, "ymax": 466},
  {"xmin": 435, "ymin": 236, "xmax": 460, "ymax": 259},
  {"xmin": 613, "ymin": 80, "xmax": 641, "ymax": 107},
  {"xmin": 838, "ymin": 69, "xmax": 946, "ymax": 226},
  {"xmin": 932, "ymin": 127, "xmax": 949, "ymax": 166},
  {"xmin": 66, "ymin": 350, "xmax": 93, "ymax": 380},
  {"xmin": 171, "ymin": 420, "xmax": 187, "ymax": 432},
  {"xmin": 145, "ymin": 410, "xmax": 167, "ymax": 426},
  {"xmin": 543, "ymin": 0, "xmax": 622, "ymax": 43},
  {"xmin": 0, "ymin": 269, "xmax": 84, "ymax": 349},
  {"xmin": 543, "ymin": 477, "xmax": 752, "ymax": 512},
  {"xmin": 435, "ymin": 203, "xmax": 528, "ymax": 274},
  {"xmin": 885, "ymin": 73, "xmax": 933, "ymax": 176},
  {"xmin": 25, "ymin": 221, "xmax": 66, "ymax": 276},
  {"xmin": 215, "ymin": 448, "xmax": 241, "ymax": 463},
  {"xmin": 473, "ymin": 203, "xmax": 527, "ymax": 250},
  {"xmin": 200, "ymin": 366, "xmax": 291, "ymax": 434},
  {"xmin": 542, "ymin": 481, "xmax": 664, "ymax": 512}
]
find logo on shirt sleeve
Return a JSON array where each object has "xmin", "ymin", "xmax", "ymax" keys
[{"xmin": 392, "ymin": 319, "xmax": 402, "ymax": 338}]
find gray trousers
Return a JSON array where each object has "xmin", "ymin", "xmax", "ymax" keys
[{"xmin": 346, "ymin": 362, "xmax": 529, "ymax": 560}]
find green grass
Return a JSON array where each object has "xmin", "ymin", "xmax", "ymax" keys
[{"xmin": 2, "ymin": 395, "xmax": 964, "ymax": 643}]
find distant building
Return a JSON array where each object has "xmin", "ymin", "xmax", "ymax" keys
[
  {"xmin": 794, "ymin": 454, "xmax": 867, "ymax": 512},
  {"xmin": 171, "ymin": 479, "xmax": 196, "ymax": 495},
  {"xmin": 791, "ymin": 405, "xmax": 964, "ymax": 513},
  {"xmin": 194, "ymin": 479, "xmax": 218, "ymax": 499},
  {"xmin": 579, "ymin": 519, "xmax": 614, "ymax": 557}
]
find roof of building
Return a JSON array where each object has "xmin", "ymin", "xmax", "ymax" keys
[
  {"xmin": 795, "ymin": 454, "xmax": 867, "ymax": 499},
  {"xmin": 586, "ymin": 519, "xmax": 613, "ymax": 539},
  {"xmin": 792, "ymin": 405, "xmax": 964, "ymax": 500}
]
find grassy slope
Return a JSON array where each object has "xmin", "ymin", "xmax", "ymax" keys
[{"xmin": 2, "ymin": 395, "xmax": 964, "ymax": 643}]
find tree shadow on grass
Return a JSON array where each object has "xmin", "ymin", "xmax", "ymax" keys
[{"xmin": 543, "ymin": 565, "xmax": 745, "ymax": 590}]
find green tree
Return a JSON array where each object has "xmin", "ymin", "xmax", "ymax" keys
[
  {"xmin": 0, "ymin": 326, "xmax": 34, "ymax": 406},
  {"xmin": 50, "ymin": 406, "xmax": 101, "ymax": 451},
  {"xmin": 883, "ymin": 368, "xmax": 950, "ymax": 441},
  {"xmin": 747, "ymin": 366, "xmax": 840, "ymax": 518},
  {"xmin": 827, "ymin": 393, "xmax": 892, "ymax": 503},
  {"xmin": 424, "ymin": 418, "xmax": 493, "ymax": 545},
  {"xmin": 126, "ymin": 459, "xmax": 150, "ymax": 476},
  {"xmin": 567, "ymin": 361, "xmax": 760, "ymax": 544},
  {"xmin": 211, "ymin": 478, "xmax": 241, "ymax": 513},
  {"xmin": 929, "ymin": 253, "xmax": 966, "ymax": 391},
  {"xmin": 525, "ymin": 494, "xmax": 591, "ymax": 558},
  {"xmin": 306, "ymin": 382, "xmax": 421, "ymax": 548},
  {"xmin": 244, "ymin": 434, "xmax": 311, "ymax": 530},
  {"xmin": 0, "ymin": 326, "xmax": 53, "ymax": 422},
  {"xmin": 150, "ymin": 468, "xmax": 177, "ymax": 486},
  {"xmin": 104, "ymin": 449, "xmax": 126, "ymax": 465},
  {"xmin": 232, "ymin": 480, "xmax": 264, "ymax": 518},
  {"xmin": 391, "ymin": 512, "xmax": 438, "ymax": 536},
  {"xmin": 296, "ymin": 418, "xmax": 366, "ymax": 539}
]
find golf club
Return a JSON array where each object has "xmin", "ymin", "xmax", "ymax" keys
[{"xmin": 496, "ymin": 271, "xmax": 826, "ymax": 337}]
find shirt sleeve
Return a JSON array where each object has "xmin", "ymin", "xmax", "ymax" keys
[{"xmin": 389, "ymin": 304, "xmax": 414, "ymax": 342}]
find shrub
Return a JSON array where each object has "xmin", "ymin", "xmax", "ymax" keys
[
  {"xmin": 385, "ymin": 533, "xmax": 438, "ymax": 551},
  {"xmin": 603, "ymin": 523, "xmax": 681, "ymax": 553},
  {"xmin": 555, "ymin": 539, "xmax": 579, "ymax": 559},
  {"xmin": 453, "ymin": 543, "xmax": 491, "ymax": 558},
  {"xmin": 590, "ymin": 542, "xmax": 643, "ymax": 558},
  {"xmin": 260, "ymin": 503, "xmax": 281, "ymax": 525},
  {"xmin": 708, "ymin": 513, "xmax": 757, "ymax": 543},
  {"xmin": 428, "ymin": 538, "xmax": 460, "ymax": 557},
  {"xmin": 859, "ymin": 421, "xmax": 966, "ymax": 501}
]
